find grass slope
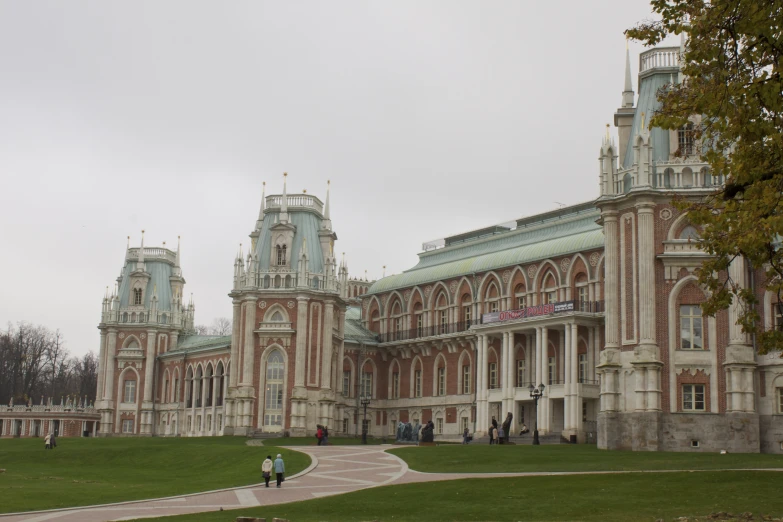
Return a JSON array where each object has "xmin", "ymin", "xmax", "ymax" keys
[
  {"xmin": 131, "ymin": 471, "xmax": 783, "ymax": 522},
  {"xmin": 0, "ymin": 437, "xmax": 309, "ymax": 513},
  {"xmin": 389, "ymin": 444, "xmax": 783, "ymax": 473}
]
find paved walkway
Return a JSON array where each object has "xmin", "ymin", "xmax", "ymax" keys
[{"xmin": 3, "ymin": 445, "xmax": 782, "ymax": 522}]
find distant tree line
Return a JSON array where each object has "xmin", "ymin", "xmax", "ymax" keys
[
  {"xmin": 0, "ymin": 322, "xmax": 97, "ymax": 406},
  {"xmin": 194, "ymin": 317, "xmax": 232, "ymax": 336}
]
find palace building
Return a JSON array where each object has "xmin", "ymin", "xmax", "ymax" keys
[{"xmin": 18, "ymin": 42, "xmax": 780, "ymax": 452}]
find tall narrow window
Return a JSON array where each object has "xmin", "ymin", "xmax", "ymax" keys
[
  {"xmin": 264, "ymin": 351, "xmax": 284, "ymax": 427},
  {"xmin": 343, "ymin": 371, "xmax": 351, "ymax": 396},
  {"xmin": 462, "ymin": 365, "xmax": 471, "ymax": 394},
  {"xmin": 578, "ymin": 286, "xmax": 588, "ymax": 310},
  {"xmin": 395, "ymin": 317, "xmax": 402, "ymax": 340},
  {"xmin": 463, "ymin": 306, "xmax": 471, "ymax": 326},
  {"xmin": 164, "ymin": 379, "xmax": 169, "ymax": 403},
  {"xmin": 414, "ymin": 369, "xmax": 422, "ymax": 398},
  {"xmin": 392, "ymin": 371, "xmax": 400, "ymax": 399},
  {"xmin": 683, "ymin": 384, "xmax": 705, "ymax": 411},
  {"xmin": 437, "ymin": 367, "xmax": 446, "ymax": 396},
  {"xmin": 680, "ymin": 305, "xmax": 704, "ymax": 349},
  {"xmin": 436, "ymin": 418, "xmax": 443, "ymax": 434},
  {"xmin": 517, "ymin": 359, "xmax": 526, "ymax": 387},
  {"xmin": 778, "ymin": 388, "xmax": 783, "ymax": 414},
  {"xmin": 440, "ymin": 310, "xmax": 448, "ymax": 334},
  {"xmin": 548, "ymin": 357, "xmax": 555, "ymax": 383},
  {"xmin": 133, "ymin": 288, "xmax": 143, "ymax": 305},
  {"xmin": 678, "ymin": 124, "xmax": 694, "ymax": 156},
  {"xmin": 578, "ymin": 354, "xmax": 587, "ymax": 383},
  {"xmin": 546, "ymin": 291, "xmax": 556, "ymax": 304},
  {"xmin": 416, "ymin": 314, "xmax": 423, "ymax": 337},
  {"xmin": 123, "ymin": 379, "xmax": 136, "ymax": 403},
  {"xmin": 517, "ymin": 295, "xmax": 527, "ymax": 309},
  {"xmin": 489, "ymin": 362, "xmax": 498, "ymax": 389},
  {"xmin": 490, "ymin": 301, "xmax": 499, "ymax": 313},
  {"xmin": 276, "ymin": 245, "xmax": 287, "ymax": 266},
  {"xmin": 361, "ymin": 371, "xmax": 373, "ymax": 398}
]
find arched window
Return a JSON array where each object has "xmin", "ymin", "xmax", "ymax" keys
[
  {"xmin": 264, "ymin": 350, "xmax": 284, "ymax": 428},
  {"xmin": 215, "ymin": 362, "xmax": 224, "ymax": 407},
  {"xmin": 678, "ymin": 123, "xmax": 694, "ymax": 156},
  {"xmin": 435, "ymin": 293, "xmax": 449, "ymax": 334},
  {"xmin": 270, "ymin": 311, "xmax": 284, "ymax": 322},
  {"xmin": 679, "ymin": 225, "xmax": 700, "ymax": 241},
  {"xmin": 133, "ymin": 288, "xmax": 143, "ymax": 305},
  {"xmin": 484, "ymin": 282, "xmax": 500, "ymax": 314},
  {"xmin": 542, "ymin": 274, "xmax": 557, "ymax": 305},
  {"xmin": 276, "ymin": 245, "xmax": 287, "ymax": 266}
]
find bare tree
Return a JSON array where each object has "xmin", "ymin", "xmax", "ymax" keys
[
  {"xmin": 194, "ymin": 324, "xmax": 210, "ymax": 336},
  {"xmin": 210, "ymin": 317, "xmax": 232, "ymax": 336}
]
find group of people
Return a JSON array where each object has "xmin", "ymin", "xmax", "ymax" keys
[
  {"xmin": 315, "ymin": 425, "xmax": 329, "ymax": 446},
  {"xmin": 44, "ymin": 432, "xmax": 57, "ymax": 449},
  {"xmin": 261, "ymin": 454, "xmax": 286, "ymax": 488},
  {"xmin": 489, "ymin": 413, "xmax": 524, "ymax": 445}
]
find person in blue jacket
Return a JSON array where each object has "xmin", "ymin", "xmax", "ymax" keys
[{"xmin": 274, "ymin": 453, "xmax": 286, "ymax": 488}]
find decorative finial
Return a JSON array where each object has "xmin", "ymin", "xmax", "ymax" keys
[
  {"xmin": 606, "ymin": 123, "xmax": 610, "ymax": 140},
  {"xmin": 283, "ymin": 172, "xmax": 288, "ymax": 177},
  {"xmin": 303, "ymin": 189, "xmax": 307, "ymax": 194},
  {"xmin": 127, "ymin": 236, "xmax": 130, "ymax": 248},
  {"xmin": 383, "ymin": 265, "xmax": 386, "ymax": 277}
]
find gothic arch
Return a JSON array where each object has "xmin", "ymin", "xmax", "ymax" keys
[
  {"xmin": 257, "ymin": 343, "xmax": 289, "ymax": 432},
  {"xmin": 387, "ymin": 358, "xmax": 401, "ymax": 398},
  {"xmin": 386, "ymin": 291, "xmax": 405, "ymax": 317},
  {"xmin": 455, "ymin": 276, "xmax": 475, "ymax": 302},
  {"xmin": 478, "ymin": 271, "xmax": 504, "ymax": 298},
  {"xmin": 565, "ymin": 253, "xmax": 590, "ymax": 286},
  {"xmin": 457, "ymin": 349, "xmax": 473, "ymax": 394},
  {"xmin": 161, "ymin": 368, "xmax": 171, "ymax": 403},
  {"xmin": 591, "ymin": 253, "xmax": 605, "ymax": 282},
  {"xmin": 432, "ymin": 352, "xmax": 448, "ymax": 396},
  {"xmin": 116, "ymin": 366, "xmax": 141, "ymax": 405},
  {"xmin": 366, "ymin": 294, "xmax": 383, "ymax": 316},
  {"xmin": 122, "ymin": 335, "xmax": 142, "ymax": 350},
  {"xmin": 506, "ymin": 266, "xmax": 530, "ymax": 298},
  {"xmin": 487, "ymin": 345, "xmax": 499, "ymax": 388},
  {"xmin": 427, "ymin": 281, "xmax": 452, "ymax": 309},
  {"xmin": 360, "ymin": 357, "xmax": 378, "ymax": 398},
  {"xmin": 409, "ymin": 286, "xmax": 426, "ymax": 307},
  {"xmin": 409, "ymin": 355, "xmax": 424, "ymax": 398},
  {"xmin": 263, "ymin": 304, "xmax": 290, "ymax": 323},
  {"xmin": 532, "ymin": 259, "xmax": 562, "ymax": 292},
  {"xmin": 171, "ymin": 367, "xmax": 180, "ymax": 403},
  {"xmin": 667, "ymin": 212, "xmax": 695, "ymax": 241}
]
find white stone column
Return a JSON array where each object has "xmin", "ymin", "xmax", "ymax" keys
[
  {"xmin": 321, "ymin": 301, "xmax": 334, "ymax": 389},
  {"xmin": 540, "ymin": 327, "xmax": 549, "ymax": 432},
  {"xmin": 534, "ymin": 327, "xmax": 542, "ymax": 387},
  {"xmin": 105, "ymin": 330, "xmax": 117, "ymax": 401},
  {"xmin": 143, "ymin": 331, "xmax": 156, "ymax": 403},
  {"xmin": 602, "ymin": 211, "xmax": 620, "ymax": 350},
  {"xmin": 229, "ymin": 301, "xmax": 241, "ymax": 388},
  {"xmin": 571, "ymin": 322, "xmax": 580, "ymax": 431},
  {"xmin": 294, "ymin": 297, "xmax": 309, "ymax": 388},
  {"xmin": 241, "ymin": 300, "xmax": 256, "ymax": 385},
  {"xmin": 97, "ymin": 332, "xmax": 107, "ymax": 400},
  {"xmin": 636, "ymin": 201, "xmax": 657, "ymax": 346},
  {"xmin": 476, "ymin": 334, "xmax": 487, "ymax": 434},
  {"xmin": 564, "ymin": 324, "xmax": 572, "ymax": 431}
]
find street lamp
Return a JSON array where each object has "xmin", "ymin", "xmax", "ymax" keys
[
  {"xmin": 528, "ymin": 383, "xmax": 546, "ymax": 446},
  {"xmin": 360, "ymin": 395, "xmax": 371, "ymax": 444}
]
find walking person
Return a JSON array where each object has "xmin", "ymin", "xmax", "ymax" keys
[
  {"xmin": 322, "ymin": 425, "xmax": 329, "ymax": 446},
  {"xmin": 274, "ymin": 453, "xmax": 285, "ymax": 488},
  {"xmin": 462, "ymin": 427, "xmax": 470, "ymax": 445},
  {"xmin": 44, "ymin": 432, "xmax": 51, "ymax": 450},
  {"xmin": 50, "ymin": 431, "xmax": 57, "ymax": 449},
  {"xmin": 316, "ymin": 425, "xmax": 323, "ymax": 446},
  {"xmin": 262, "ymin": 455, "xmax": 273, "ymax": 488}
]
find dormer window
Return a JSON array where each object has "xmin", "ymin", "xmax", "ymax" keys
[
  {"xmin": 678, "ymin": 124, "xmax": 694, "ymax": 156},
  {"xmin": 276, "ymin": 245, "xmax": 287, "ymax": 266},
  {"xmin": 133, "ymin": 288, "xmax": 143, "ymax": 305}
]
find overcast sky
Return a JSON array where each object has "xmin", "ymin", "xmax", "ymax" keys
[{"xmin": 0, "ymin": 1, "xmax": 672, "ymax": 357}]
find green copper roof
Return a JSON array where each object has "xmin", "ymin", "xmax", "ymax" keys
[
  {"xmin": 253, "ymin": 210, "xmax": 326, "ymax": 274},
  {"xmin": 622, "ymin": 72, "xmax": 672, "ymax": 169},
  {"xmin": 170, "ymin": 335, "xmax": 231, "ymax": 353},
  {"xmin": 344, "ymin": 306, "xmax": 378, "ymax": 344},
  {"xmin": 367, "ymin": 206, "xmax": 603, "ymax": 295},
  {"xmin": 118, "ymin": 260, "xmax": 174, "ymax": 310}
]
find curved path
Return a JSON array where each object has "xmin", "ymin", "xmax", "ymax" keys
[{"xmin": 3, "ymin": 445, "xmax": 782, "ymax": 522}]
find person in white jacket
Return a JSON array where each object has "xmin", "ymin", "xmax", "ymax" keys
[{"xmin": 261, "ymin": 455, "xmax": 273, "ymax": 488}]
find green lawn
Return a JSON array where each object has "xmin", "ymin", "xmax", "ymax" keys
[
  {"xmin": 0, "ymin": 437, "xmax": 310, "ymax": 513},
  {"xmin": 271, "ymin": 436, "xmax": 386, "ymax": 446},
  {"xmin": 389, "ymin": 444, "xmax": 783, "ymax": 473},
  {"xmin": 131, "ymin": 471, "xmax": 783, "ymax": 522}
]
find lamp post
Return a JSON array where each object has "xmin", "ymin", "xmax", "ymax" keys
[
  {"xmin": 360, "ymin": 395, "xmax": 371, "ymax": 444},
  {"xmin": 528, "ymin": 383, "xmax": 545, "ymax": 445}
]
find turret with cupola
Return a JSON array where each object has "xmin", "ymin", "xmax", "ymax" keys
[{"xmin": 224, "ymin": 174, "xmax": 347, "ymax": 437}]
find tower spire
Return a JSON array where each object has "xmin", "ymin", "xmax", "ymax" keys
[
  {"xmin": 176, "ymin": 236, "xmax": 181, "ymax": 266},
  {"xmin": 324, "ymin": 180, "xmax": 331, "ymax": 219},
  {"xmin": 137, "ymin": 230, "xmax": 146, "ymax": 271},
  {"xmin": 257, "ymin": 181, "xmax": 266, "ymax": 228},
  {"xmin": 280, "ymin": 173, "xmax": 289, "ymax": 223},
  {"xmin": 622, "ymin": 38, "xmax": 634, "ymax": 108}
]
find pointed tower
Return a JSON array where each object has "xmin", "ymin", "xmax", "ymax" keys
[{"xmin": 615, "ymin": 40, "xmax": 636, "ymax": 162}]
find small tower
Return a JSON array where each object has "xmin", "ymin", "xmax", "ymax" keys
[{"xmin": 615, "ymin": 40, "xmax": 636, "ymax": 162}]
